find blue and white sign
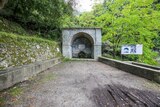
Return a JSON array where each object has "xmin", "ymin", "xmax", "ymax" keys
[{"xmin": 121, "ymin": 44, "xmax": 143, "ymax": 55}]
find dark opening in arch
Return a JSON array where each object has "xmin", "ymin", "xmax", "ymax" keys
[{"xmin": 72, "ymin": 32, "xmax": 94, "ymax": 59}]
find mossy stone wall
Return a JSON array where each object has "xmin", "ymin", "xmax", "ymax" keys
[{"xmin": 0, "ymin": 32, "xmax": 61, "ymax": 70}]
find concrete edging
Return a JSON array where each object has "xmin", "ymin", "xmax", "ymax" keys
[
  {"xmin": 0, "ymin": 58, "xmax": 62, "ymax": 91},
  {"xmin": 132, "ymin": 62, "xmax": 160, "ymax": 70},
  {"xmin": 99, "ymin": 57, "xmax": 160, "ymax": 84}
]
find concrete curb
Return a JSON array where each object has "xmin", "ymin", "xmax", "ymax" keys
[
  {"xmin": 70, "ymin": 58, "xmax": 96, "ymax": 61},
  {"xmin": 99, "ymin": 57, "xmax": 160, "ymax": 84},
  {"xmin": 0, "ymin": 58, "xmax": 62, "ymax": 91}
]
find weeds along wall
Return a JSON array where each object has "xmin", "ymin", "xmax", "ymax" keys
[{"xmin": 0, "ymin": 32, "xmax": 61, "ymax": 70}]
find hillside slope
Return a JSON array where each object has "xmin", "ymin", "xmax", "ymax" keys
[{"xmin": 0, "ymin": 18, "xmax": 61, "ymax": 70}]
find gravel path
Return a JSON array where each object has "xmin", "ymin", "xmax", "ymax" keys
[{"xmin": 3, "ymin": 61, "xmax": 160, "ymax": 107}]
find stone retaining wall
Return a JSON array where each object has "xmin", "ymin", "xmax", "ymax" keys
[
  {"xmin": 0, "ymin": 32, "xmax": 61, "ymax": 70},
  {"xmin": 0, "ymin": 58, "xmax": 61, "ymax": 91},
  {"xmin": 99, "ymin": 57, "xmax": 160, "ymax": 84}
]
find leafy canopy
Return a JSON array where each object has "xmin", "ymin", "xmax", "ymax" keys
[
  {"xmin": 0, "ymin": 0, "xmax": 74, "ymax": 39},
  {"xmin": 67, "ymin": 0, "xmax": 160, "ymax": 65}
]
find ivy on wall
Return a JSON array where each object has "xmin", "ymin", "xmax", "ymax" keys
[{"xmin": 0, "ymin": 32, "xmax": 61, "ymax": 70}]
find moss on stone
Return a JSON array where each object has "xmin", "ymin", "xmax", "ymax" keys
[{"xmin": 0, "ymin": 32, "xmax": 62, "ymax": 70}]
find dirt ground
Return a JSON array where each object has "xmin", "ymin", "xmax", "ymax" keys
[{"xmin": 1, "ymin": 61, "xmax": 160, "ymax": 107}]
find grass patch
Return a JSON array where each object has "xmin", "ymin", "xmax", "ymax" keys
[
  {"xmin": 0, "ymin": 86, "xmax": 23, "ymax": 106},
  {"xmin": 63, "ymin": 58, "xmax": 71, "ymax": 62},
  {"xmin": 40, "ymin": 73, "xmax": 56, "ymax": 83},
  {"xmin": 8, "ymin": 87, "xmax": 23, "ymax": 97},
  {"xmin": 0, "ymin": 17, "xmax": 28, "ymax": 35},
  {"xmin": 34, "ymin": 72, "xmax": 57, "ymax": 84},
  {"xmin": 0, "ymin": 96, "xmax": 5, "ymax": 106}
]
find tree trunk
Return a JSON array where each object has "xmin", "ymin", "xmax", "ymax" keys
[
  {"xmin": 113, "ymin": 46, "xmax": 116, "ymax": 58},
  {"xmin": 0, "ymin": 0, "xmax": 8, "ymax": 9}
]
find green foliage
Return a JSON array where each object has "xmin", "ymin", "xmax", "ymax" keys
[
  {"xmin": 62, "ymin": 15, "xmax": 78, "ymax": 27},
  {"xmin": 77, "ymin": 12, "xmax": 96, "ymax": 27},
  {"xmin": 0, "ymin": 0, "xmax": 7, "ymax": 9},
  {"xmin": 70, "ymin": 0, "xmax": 160, "ymax": 65},
  {"xmin": 98, "ymin": 0, "xmax": 160, "ymax": 65},
  {"xmin": 153, "ymin": 33, "xmax": 160, "ymax": 52},
  {"xmin": 63, "ymin": 57, "xmax": 72, "ymax": 62},
  {"xmin": 0, "ymin": 0, "xmax": 73, "ymax": 39},
  {"xmin": 0, "ymin": 31, "xmax": 57, "ymax": 45},
  {"xmin": 63, "ymin": 11, "xmax": 97, "ymax": 28},
  {"xmin": 4, "ymin": 0, "xmax": 72, "ymax": 26},
  {"xmin": 0, "ymin": 17, "xmax": 27, "ymax": 35}
]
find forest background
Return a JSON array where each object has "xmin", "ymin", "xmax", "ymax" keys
[{"xmin": 0, "ymin": 0, "xmax": 160, "ymax": 65}]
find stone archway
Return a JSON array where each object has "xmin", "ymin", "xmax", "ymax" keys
[
  {"xmin": 62, "ymin": 28, "xmax": 102, "ymax": 60},
  {"xmin": 72, "ymin": 32, "xmax": 94, "ymax": 59}
]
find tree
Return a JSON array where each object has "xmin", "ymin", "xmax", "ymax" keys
[
  {"xmin": 0, "ymin": 0, "xmax": 7, "ymax": 9},
  {"xmin": 0, "ymin": 0, "xmax": 74, "ymax": 39},
  {"xmin": 95, "ymin": 0, "xmax": 160, "ymax": 64},
  {"xmin": 74, "ymin": 0, "xmax": 160, "ymax": 65}
]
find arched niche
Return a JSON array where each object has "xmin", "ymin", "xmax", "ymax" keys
[
  {"xmin": 71, "ymin": 32, "xmax": 94, "ymax": 59},
  {"xmin": 62, "ymin": 28, "xmax": 102, "ymax": 60}
]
